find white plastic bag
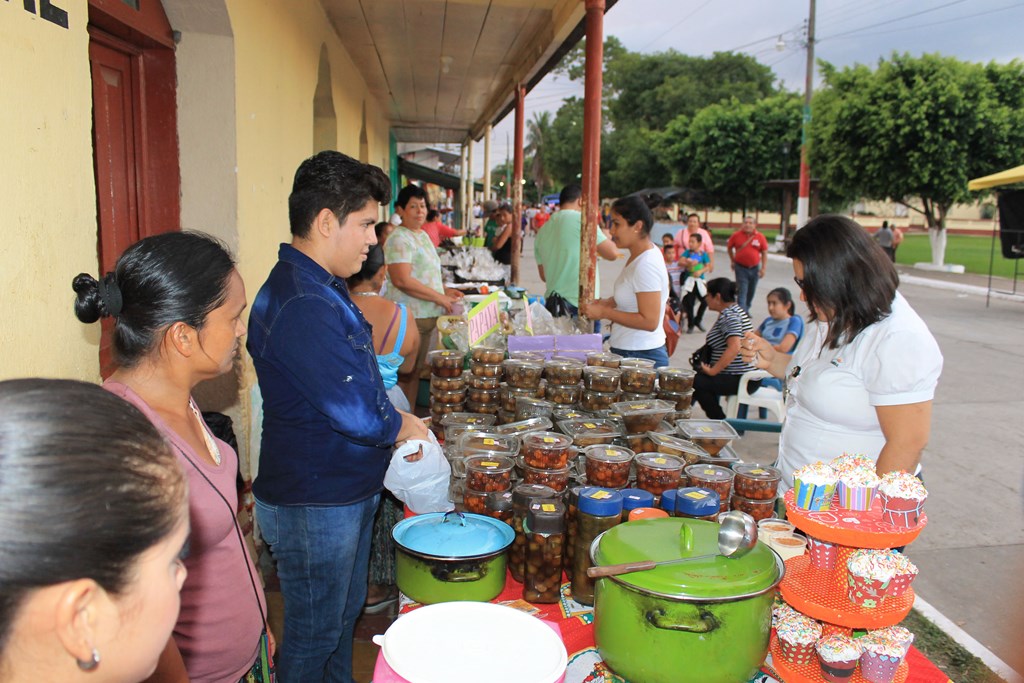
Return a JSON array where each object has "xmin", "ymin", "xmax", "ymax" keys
[{"xmin": 383, "ymin": 431, "xmax": 454, "ymax": 514}]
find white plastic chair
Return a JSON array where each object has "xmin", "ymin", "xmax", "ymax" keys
[{"xmin": 724, "ymin": 370, "xmax": 786, "ymax": 422}]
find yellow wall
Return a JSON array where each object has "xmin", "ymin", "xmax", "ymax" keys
[
  {"xmin": 225, "ymin": 0, "xmax": 392, "ymax": 472},
  {"xmin": 227, "ymin": 0, "xmax": 391, "ymax": 297},
  {"xmin": 0, "ymin": 1, "xmax": 101, "ymax": 382}
]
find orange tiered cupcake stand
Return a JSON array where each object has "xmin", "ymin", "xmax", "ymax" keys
[{"xmin": 769, "ymin": 490, "xmax": 927, "ymax": 683}]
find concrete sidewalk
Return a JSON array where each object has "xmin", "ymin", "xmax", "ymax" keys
[{"xmin": 513, "ymin": 233, "xmax": 1024, "ymax": 677}]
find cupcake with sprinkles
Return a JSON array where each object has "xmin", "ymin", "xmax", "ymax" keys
[
  {"xmin": 832, "ymin": 454, "xmax": 880, "ymax": 511},
  {"xmin": 816, "ymin": 634, "xmax": 863, "ymax": 682},
  {"xmin": 869, "ymin": 625, "xmax": 915, "ymax": 655},
  {"xmin": 878, "ymin": 471, "xmax": 928, "ymax": 527},
  {"xmin": 792, "ymin": 461, "xmax": 838, "ymax": 511},
  {"xmin": 775, "ymin": 613, "xmax": 822, "ymax": 665},
  {"xmin": 882, "ymin": 551, "xmax": 919, "ymax": 596},
  {"xmin": 846, "ymin": 549, "xmax": 897, "ymax": 608},
  {"xmin": 859, "ymin": 632, "xmax": 907, "ymax": 683},
  {"xmin": 772, "ymin": 596, "xmax": 800, "ymax": 629}
]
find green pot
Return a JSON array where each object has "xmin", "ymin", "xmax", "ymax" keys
[
  {"xmin": 393, "ymin": 512, "xmax": 514, "ymax": 605},
  {"xmin": 590, "ymin": 517, "xmax": 784, "ymax": 683}
]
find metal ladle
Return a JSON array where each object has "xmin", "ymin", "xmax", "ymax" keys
[{"xmin": 587, "ymin": 511, "xmax": 759, "ymax": 579}]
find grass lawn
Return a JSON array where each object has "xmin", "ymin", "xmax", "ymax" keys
[
  {"xmin": 900, "ymin": 609, "xmax": 1007, "ymax": 682},
  {"xmin": 894, "ymin": 233, "xmax": 1023, "ymax": 279},
  {"xmin": 708, "ymin": 229, "xmax": 1022, "ymax": 279}
]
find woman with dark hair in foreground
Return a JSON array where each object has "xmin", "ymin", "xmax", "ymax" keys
[
  {"xmin": 73, "ymin": 232, "xmax": 271, "ymax": 683},
  {"xmin": 742, "ymin": 215, "xmax": 943, "ymax": 492},
  {"xmin": 0, "ymin": 378, "xmax": 187, "ymax": 683}
]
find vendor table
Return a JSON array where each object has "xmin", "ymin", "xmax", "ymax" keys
[{"xmin": 390, "ymin": 572, "xmax": 952, "ymax": 683}]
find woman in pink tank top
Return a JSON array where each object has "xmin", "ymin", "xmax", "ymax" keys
[{"xmin": 73, "ymin": 233, "xmax": 272, "ymax": 683}]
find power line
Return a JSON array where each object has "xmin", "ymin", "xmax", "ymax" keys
[
  {"xmin": 821, "ymin": 1, "xmax": 1024, "ymax": 41},
  {"xmin": 818, "ymin": 0, "xmax": 971, "ymax": 41},
  {"xmin": 641, "ymin": 0, "xmax": 718, "ymax": 51},
  {"xmin": 723, "ymin": 22, "xmax": 805, "ymax": 54}
]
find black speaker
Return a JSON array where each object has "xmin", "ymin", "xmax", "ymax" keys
[{"xmin": 997, "ymin": 190, "xmax": 1024, "ymax": 259}]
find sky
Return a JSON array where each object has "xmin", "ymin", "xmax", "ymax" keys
[{"xmin": 470, "ymin": 0, "xmax": 1024, "ymax": 178}]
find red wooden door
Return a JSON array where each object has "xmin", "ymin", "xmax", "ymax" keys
[
  {"xmin": 87, "ymin": 0, "xmax": 179, "ymax": 376},
  {"xmin": 90, "ymin": 39, "xmax": 141, "ymax": 275}
]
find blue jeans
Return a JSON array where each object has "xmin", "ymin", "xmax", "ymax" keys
[
  {"xmin": 734, "ymin": 264, "xmax": 760, "ymax": 313},
  {"xmin": 255, "ymin": 494, "xmax": 380, "ymax": 683},
  {"xmin": 611, "ymin": 345, "xmax": 670, "ymax": 369}
]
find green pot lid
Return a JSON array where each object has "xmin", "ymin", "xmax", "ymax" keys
[
  {"xmin": 393, "ymin": 512, "xmax": 514, "ymax": 559},
  {"xmin": 592, "ymin": 517, "xmax": 781, "ymax": 600}
]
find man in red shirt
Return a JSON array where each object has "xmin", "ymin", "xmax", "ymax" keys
[
  {"xmin": 421, "ymin": 208, "xmax": 465, "ymax": 247},
  {"xmin": 726, "ymin": 215, "xmax": 768, "ymax": 313}
]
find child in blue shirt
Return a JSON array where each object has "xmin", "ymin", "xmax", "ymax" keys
[
  {"xmin": 755, "ymin": 287, "xmax": 804, "ymax": 390},
  {"xmin": 679, "ymin": 233, "xmax": 710, "ymax": 332}
]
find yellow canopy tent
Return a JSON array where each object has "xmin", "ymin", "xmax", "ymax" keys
[
  {"xmin": 968, "ymin": 164, "xmax": 1024, "ymax": 190},
  {"xmin": 968, "ymin": 164, "xmax": 1024, "ymax": 305}
]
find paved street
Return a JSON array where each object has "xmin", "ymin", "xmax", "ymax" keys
[{"xmin": 514, "ymin": 230, "xmax": 1024, "ymax": 672}]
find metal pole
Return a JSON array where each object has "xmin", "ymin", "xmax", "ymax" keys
[
  {"xmin": 512, "ymin": 84, "xmax": 526, "ymax": 285},
  {"xmin": 466, "ymin": 137, "xmax": 474, "ymax": 224},
  {"xmin": 579, "ymin": 0, "xmax": 605, "ymax": 326},
  {"xmin": 796, "ymin": 0, "xmax": 815, "ymax": 230},
  {"xmin": 459, "ymin": 144, "xmax": 468, "ymax": 231},
  {"xmin": 483, "ymin": 124, "xmax": 492, "ymax": 202}
]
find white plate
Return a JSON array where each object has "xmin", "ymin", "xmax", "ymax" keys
[{"xmin": 372, "ymin": 601, "xmax": 567, "ymax": 683}]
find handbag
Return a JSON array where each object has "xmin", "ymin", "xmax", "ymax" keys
[{"xmin": 689, "ymin": 343, "xmax": 712, "ymax": 372}]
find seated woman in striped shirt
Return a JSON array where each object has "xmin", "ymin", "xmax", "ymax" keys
[{"xmin": 693, "ymin": 278, "xmax": 760, "ymax": 419}]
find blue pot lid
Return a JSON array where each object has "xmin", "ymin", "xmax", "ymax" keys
[{"xmin": 393, "ymin": 512, "xmax": 514, "ymax": 559}]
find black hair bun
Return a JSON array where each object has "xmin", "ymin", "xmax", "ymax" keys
[{"xmin": 72, "ymin": 273, "xmax": 104, "ymax": 323}]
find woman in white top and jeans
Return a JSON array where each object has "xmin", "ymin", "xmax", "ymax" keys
[
  {"xmin": 581, "ymin": 194, "xmax": 671, "ymax": 367},
  {"xmin": 741, "ymin": 215, "xmax": 942, "ymax": 492}
]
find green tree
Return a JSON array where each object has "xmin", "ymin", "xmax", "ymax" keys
[
  {"xmin": 603, "ymin": 126, "xmax": 671, "ymax": 198},
  {"xmin": 525, "ymin": 111, "xmax": 555, "ymax": 197},
  {"xmin": 662, "ymin": 94, "xmax": 803, "ymax": 211},
  {"xmin": 809, "ymin": 53, "xmax": 1024, "ymax": 264}
]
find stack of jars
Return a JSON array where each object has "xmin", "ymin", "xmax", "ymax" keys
[
  {"xmin": 466, "ymin": 346, "xmax": 504, "ymax": 416},
  {"xmin": 618, "ymin": 358, "xmax": 658, "ymax": 401},
  {"xmin": 580, "ymin": 364, "xmax": 621, "ymax": 412},
  {"xmin": 458, "ymin": 442, "xmax": 516, "ymax": 517},
  {"xmin": 656, "ymin": 367, "xmax": 696, "ymax": 419},
  {"xmin": 519, "ymin": 431, "xmax": 575, "ymax": 493},
  {"xmin": 500, "ymin": 358, "xmax": 545, "ymax": 424},
  {"xmin": 542, "ymin": 358, "xmax": 584, "ymax": 409},
  {"xmin": 427, "ymin": 349, "xmax": 466, "ymax": 431}
]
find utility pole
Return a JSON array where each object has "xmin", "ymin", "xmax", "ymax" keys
[{"xmin": 796, "ymin": 0, "xmax": 816, "ymax": 231}]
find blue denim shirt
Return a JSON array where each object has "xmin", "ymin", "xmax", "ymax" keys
[{"xmin": 248, "ymin": 244, "xmax": 401, "ymax": 506}]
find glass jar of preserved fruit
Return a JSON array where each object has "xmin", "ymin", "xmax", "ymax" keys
[
  {"xmin": 571, "ymin": 487, "xmax": 623, "ymax": 605},
  {"xmin": 509, "ymin": 484, "xmax": 558, "ymax": 583},
  {"xmin": 564, "ymin": 485, "xmax": 582, "ymax": 581},
  {"xmin": 523, "ymin": 499, "xmax": 566, "ymax": 604}
]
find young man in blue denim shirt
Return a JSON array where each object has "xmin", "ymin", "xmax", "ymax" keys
[{"xmin": 247, "ymin": 151, "xmax": 428, "ymax": 683}]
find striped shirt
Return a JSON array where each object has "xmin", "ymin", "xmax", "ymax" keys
[{"xmin": 707, "ymin": 304, "xmax": 757, "ymax": 375}]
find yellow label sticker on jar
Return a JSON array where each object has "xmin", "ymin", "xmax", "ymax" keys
[
  {"xmin": 543, "ymin": 437, "xmax": 556, "ymax": 443},
  {"xmin": 751, "ymin": 468, "xmax": 767, "ymax": 475},
  {"xmin": 483, "ymin": 438, "xmax": 497, "ymax": 445},
  {"xmin": 605, "ymin": 449, "xmax": 618, "ymax": 456},
  {"xmin": 698, "ymin": 426, "xmax": 713, "ymax": 433},
  {"xmin": 704, "ymin": 468, "xmax": 717, "ymax": 475},
  {"xmin": 684, "ymin": 491, "xmax": 707, "ymax": 500},
  {"xmin": 583, "ymin": 422, "xmax": 597, "ymax": 429},
  {"xmin": 481, "ymin": 461, "xmax": 500, "ymax": 467},
  {"xmin": 590, "ymin": 490, "xmax": 612, "ymax": 500},
  {"xmin": 541, "ymin": 503, "xmax": 556, "ymax": 512},
  {"xmin": 653, "ymin": 457, "xmax": 667, "ymax": 464}
]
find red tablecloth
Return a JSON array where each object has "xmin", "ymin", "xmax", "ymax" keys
[{"xmin": 398, "ymin": 571, "xmax": 951, "ymax": 683}]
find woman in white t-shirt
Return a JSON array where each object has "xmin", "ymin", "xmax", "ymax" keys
[
  {"xmin": 741, "ymin": 215, "xmax": 943, "ymax": 491},
  {"xmin": 581, "ymin": 194, "xmax": 671, "ymax": 367}
]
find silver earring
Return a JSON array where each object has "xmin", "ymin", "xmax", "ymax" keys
[{"xmin": 76, "ymin": 648, "xmax": 100, "ymax": 671}]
